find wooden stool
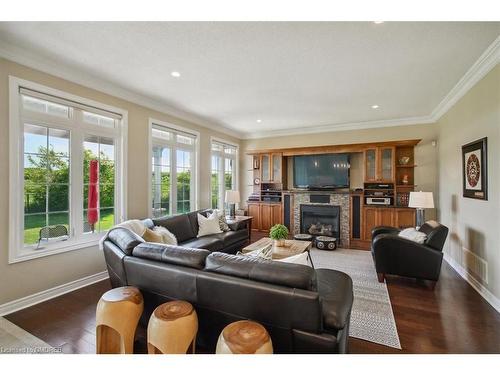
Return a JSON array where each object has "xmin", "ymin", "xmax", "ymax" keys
[
  {"xmin": 96, "ymin": 286, "xmax": 143, "ymax": 354},
  {"xmin": 216, "ymin": 320, "xmax": 273, "ymax": 354},
  {"xmin": 147, "ymin": 300, "xmax": 198, "ymax": 354}
]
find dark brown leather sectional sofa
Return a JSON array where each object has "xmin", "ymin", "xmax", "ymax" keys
[{"xmin": 102, "ymin": 210, "xmax": 354, "ymax": 353}]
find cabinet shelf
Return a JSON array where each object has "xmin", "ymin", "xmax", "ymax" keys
[
  {"xmin": 396, "ymin": 164, "xmax": 417, "ymax": 168},
  {"xmin": 396, "ymin": 185, "xmax": 417, "ymax": 188}
]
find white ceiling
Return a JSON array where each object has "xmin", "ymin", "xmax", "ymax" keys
[{"xmin": 0, "ymin": 22, "xmax": 498, "ymax": 138}]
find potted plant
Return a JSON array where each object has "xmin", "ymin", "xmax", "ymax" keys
[{"xmin": 269, "ymin": 224, "xmax": 289, "ymax": 247}]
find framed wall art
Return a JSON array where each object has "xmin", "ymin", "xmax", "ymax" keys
[{"xmin": 462, "ymin": 137, "xmax": 487, "ymax": 200}]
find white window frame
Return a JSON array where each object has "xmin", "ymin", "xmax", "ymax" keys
[
  {"xmin": 210, "ymin": 137, "xmax": 239, "ymax": 210},
  {"xmin": 8, "ymin": 76, "xmax": 128, "ymax": 264},
  {"xmin": 148, "ymin": 118, "xmax": 200, "ymax": 217}
]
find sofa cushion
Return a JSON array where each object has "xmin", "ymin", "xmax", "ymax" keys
[
  {"xmin": 214, "ymin": 228, "xmax": 248, "ymax": 247},
  {"xmin": 315, "ymin": 269, "xmax": 353, "ymax": 331},
  {"xmin": 204, "ymin": 252, "xmax": 316, "ymax": 290},
  {"xmin": 153, "ymin": 214, "xmax": 196, "ymax": 243},
  {"xmin": 132, "ymin": 242, "xmax": 210, "ymax": 269},
  {"xmin": 181, "ymin": 236, "xmax": 224, "ymax": 252}
]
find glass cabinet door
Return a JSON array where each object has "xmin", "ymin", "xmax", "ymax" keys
[
  {"xmin": 365, "ymin": 149, "xmax": 376, "ymax": 181},
  {"xmin": 380, "ymin": 147, "xmax": 394, "ymax": 181},
  {"xmin": 261, "ymin": 154, "xmax": 270, "ymax": 181},
  {"xmin": 272, "ymin": 153, "xmax": 281, "ymax": 182}
]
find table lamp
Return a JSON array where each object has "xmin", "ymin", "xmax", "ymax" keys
[
  {"xmin": 225, "ymin": 190, "xmax": 240, "ymax": 219},
  {"xmin": 409, "ymin": 191, "xmax": 434, "ymax": 229}
]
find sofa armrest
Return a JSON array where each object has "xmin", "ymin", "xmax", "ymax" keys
[
  {"xmin": 106, "ymin": 227, "xmax": 144, "ymax": 255},
  {"xmin": 372, "ymin": 226, "xmax": 400, "ymax": 240},
  {"xmin": 315, "ymin": 269, "xmax": 353, "ymax": 332},
  {"xmin": 372, "ymin": 234, "xmax": 444, "ymax": 280}
]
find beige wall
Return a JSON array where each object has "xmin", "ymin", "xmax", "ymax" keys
[
  {"xmin": 0, "ymin": 57, "xmax": 239, "ymax": 305},
  {"xmin": 437, "ymin": 65, "xmax": 500, "ymax": 300},
  {"xmin": 240, "ymin": 123, "xmax": 439, "ymax": 220}
]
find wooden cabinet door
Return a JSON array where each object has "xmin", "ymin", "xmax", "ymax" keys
[
  {"xmin": 378, "ymin": 208, "xmax": 395, "ymax": 227},
  {"xmin": 395, "ymin": 208, "xmax": 415, "ymax": 229},
  {"xmin": 363, "ymin": 207, "xmax": 378, "ymax": 240},
  {"xmin": 248, "ymin": 203, "xmax": 261, "ymax": 231},
  {"xmin": 271, "ymin": 204, "xmax": 282, "ymax": 226},
  {"xmin": 271, "ymin": 153, "xmax": 282, "ymax": 183},
  {"xmin": 378, "ymin": 146, "xmax": 395, "ymax": 182},
  {"xmin": 364, "ymin": 148, "xmax": 377, "ymax": 182},
  {"xmin": 260, "ymin": 204, "xmax": 272, "ymax": 232},
  {"xmin": 260, "ymin": 154, "xmax": 271, "ymax": 182}
]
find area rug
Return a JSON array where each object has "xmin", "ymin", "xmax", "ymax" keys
[
  {"xmin": 310, "ymin": 248, "xmax": 402, "ymax": 349},
  {"xmin": 0, "ymin": 317, "xmax": 56, "ymax": 354}
]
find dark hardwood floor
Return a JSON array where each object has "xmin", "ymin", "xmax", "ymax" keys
[{"xmin": 5, "ymin": 233, "xmax": 500, "ymax": 354}]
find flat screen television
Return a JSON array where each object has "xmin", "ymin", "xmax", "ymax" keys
[{"xmin": 293, "ymin": 153, "xmax": 350, "ymax": 189}]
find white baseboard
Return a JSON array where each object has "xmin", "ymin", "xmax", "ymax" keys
[
  {"xmin": 444, "ymin": 253, "xmax": 500, "ymax": 313},
  {"xmin": 0, "ymin": 271, "xmax": 109, "ymax": 316}
]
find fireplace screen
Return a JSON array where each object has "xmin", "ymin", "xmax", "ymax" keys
[{"xmin": 300, "ymin": 204, "xmax": 340, "ymax": 238}]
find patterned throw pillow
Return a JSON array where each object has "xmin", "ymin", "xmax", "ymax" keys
[{"xmin": 215, "ymin": 209, "xmax": 231, "ymax": 232}]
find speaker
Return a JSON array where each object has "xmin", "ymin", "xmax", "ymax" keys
[
  {"xmin": 283, "ymin": 194, "xmax": 291, "ymax": 231},
  {"xmin": 351, "ymin": 195, "xmax": 361, "ymax": 239}
]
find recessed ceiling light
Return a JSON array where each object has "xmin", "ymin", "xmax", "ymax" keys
[
  {"xmin": 171, "ymin": 71, "xmax": 181, "ymax": 78},
  {"xmin": 373, "ymin": 21, "xmax": 384, "ymax": 24},
  {"xmin": 256, "ymin": 119, "xmax": 262, "ymax": 123},
  {"xmin": 371, "ymin": 105, "xmax": 380, "ymax": 109}
]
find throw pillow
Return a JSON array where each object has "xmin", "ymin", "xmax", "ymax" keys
[
  {"xmin": 142, "ymin": 228, "xmax": 164, "ymax": 243},
  {"xmin": 152, "ymin": 226, "xmax": 178, "ymax": 246},
  {"xmin": 239, "ymin": 244, "xmax": 273, "ymax": 260},
  {"xmin": 214, "ymin": 209, "xmax": 231, "ymax": 232},
  {"xmin": 275, "ymin": 252, "xmax": 311, "ymax": 267},
  {"xmin": 398, "ymin": 228, "xmax": 427, "ymax": 244},
  {"xmin": 197, "ymin": 211, "xmax": 223, "ymax": 237}
]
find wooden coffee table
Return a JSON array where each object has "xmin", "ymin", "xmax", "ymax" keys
[{"xmin": 241, "ymin": 237, "xmax": 314, "ymax": 267}]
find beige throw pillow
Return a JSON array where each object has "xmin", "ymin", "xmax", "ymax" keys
[
  {"xmin": 275, "ymin": 252, "xmax": 311, "ymax": 267},
  {"xmin": 197, "ymin": 211, "xmax": 223, "ymax": 237},
  {"xmin": 142, "ymin": 228, "xmax": 164, "ymax": 243},
  {"xmin": 152, "ymin": 226, "xmax": 178, "ymax": 246}
]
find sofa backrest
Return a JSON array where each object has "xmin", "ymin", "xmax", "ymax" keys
[
  {"xmin": 204, "ymin": 252, "xmax": 316, "ymax": 291},
  {"xmin": 152, "ymin": 209, "xmax": 212, "ymax": 243},
  {"xmin": 419, "ymin": 220, "xmax": 449, "ymax": 251},
  {"xmin": 132, "ymin": 242, "xmax": 210, "ymax": 269}
]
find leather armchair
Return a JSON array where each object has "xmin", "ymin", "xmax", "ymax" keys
[{"xmin": 371, "ymin": 221, "xmax": 449, "ymax": 288}]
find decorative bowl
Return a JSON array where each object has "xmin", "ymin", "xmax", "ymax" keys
[{"xmin": 399, "ymin": 156, "xmax": 410, "ymax": 165}]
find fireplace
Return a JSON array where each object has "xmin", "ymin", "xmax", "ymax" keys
[{"xmin": 300, "ymin": 204, "xmax": 340, "ymax": 239}]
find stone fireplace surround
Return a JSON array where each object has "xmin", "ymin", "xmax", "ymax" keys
[{"xmin": 292, "ymin": 191, "xmax": 350, "ymax": 247}]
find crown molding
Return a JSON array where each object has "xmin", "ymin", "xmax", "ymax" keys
[
  {"xmin": 430, "ymin": 35, "xmax": 500, "ymax": 122},
  {"xmin": 0, "ymin": 40, "xmax": 244, "ymax": 139},
  {"xmin": 242, "ymin": 114, "xmax": 435, "ymax": 139}
]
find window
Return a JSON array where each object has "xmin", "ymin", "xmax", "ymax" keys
[
  {"xmin": 9, "ymin": 77, "xmax": 127, "ymax": 263},
  {"xmin": 150, "ymin": 122, "xmax": 198, "ymax": 217},
  {"xmin": 210, "ymin": 139, "xmax": 238, "ymax": 210}
]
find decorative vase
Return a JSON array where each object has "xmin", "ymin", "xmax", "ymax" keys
[
  {"xmin": 274, "ymin": 239, "xmax": 286, "ymax": 247},
  {"xmin": 402, "ymin": 174, "xmax": 409, "ymax": 184}
]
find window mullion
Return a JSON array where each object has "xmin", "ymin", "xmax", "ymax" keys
[
  {"xmin": 71, "ymin": 130, "xmax": 84, "ymax": 238},
  {"xmin": 171, "ymin": 147, "xmax": 177, "ymax": 214}
]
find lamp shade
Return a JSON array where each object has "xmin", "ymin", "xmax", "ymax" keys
[
  {"xmin": 225, "ymin": 190, "xmax": 240, "ymax": 204},
  {"xmin": 409, "ymin": 191, "xmax": 434, "ymax": 209}
]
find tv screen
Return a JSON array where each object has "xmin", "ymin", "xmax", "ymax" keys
[{"xmin": 293, "ymin": 153, "xmax": 350, "ymax": 189}]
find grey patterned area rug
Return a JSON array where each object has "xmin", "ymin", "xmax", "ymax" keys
[
  {"xmin": 0, "ymin": 317, "xmax": 56, "ymax": 354},
  {"xmin": 310, "ymin": 248, "xmax": 402, "ymax": 349}
]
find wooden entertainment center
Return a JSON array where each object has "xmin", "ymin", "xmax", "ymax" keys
[{"xmin": 245, "ymin": 139, "xmax": 420, "ymax": 250}]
